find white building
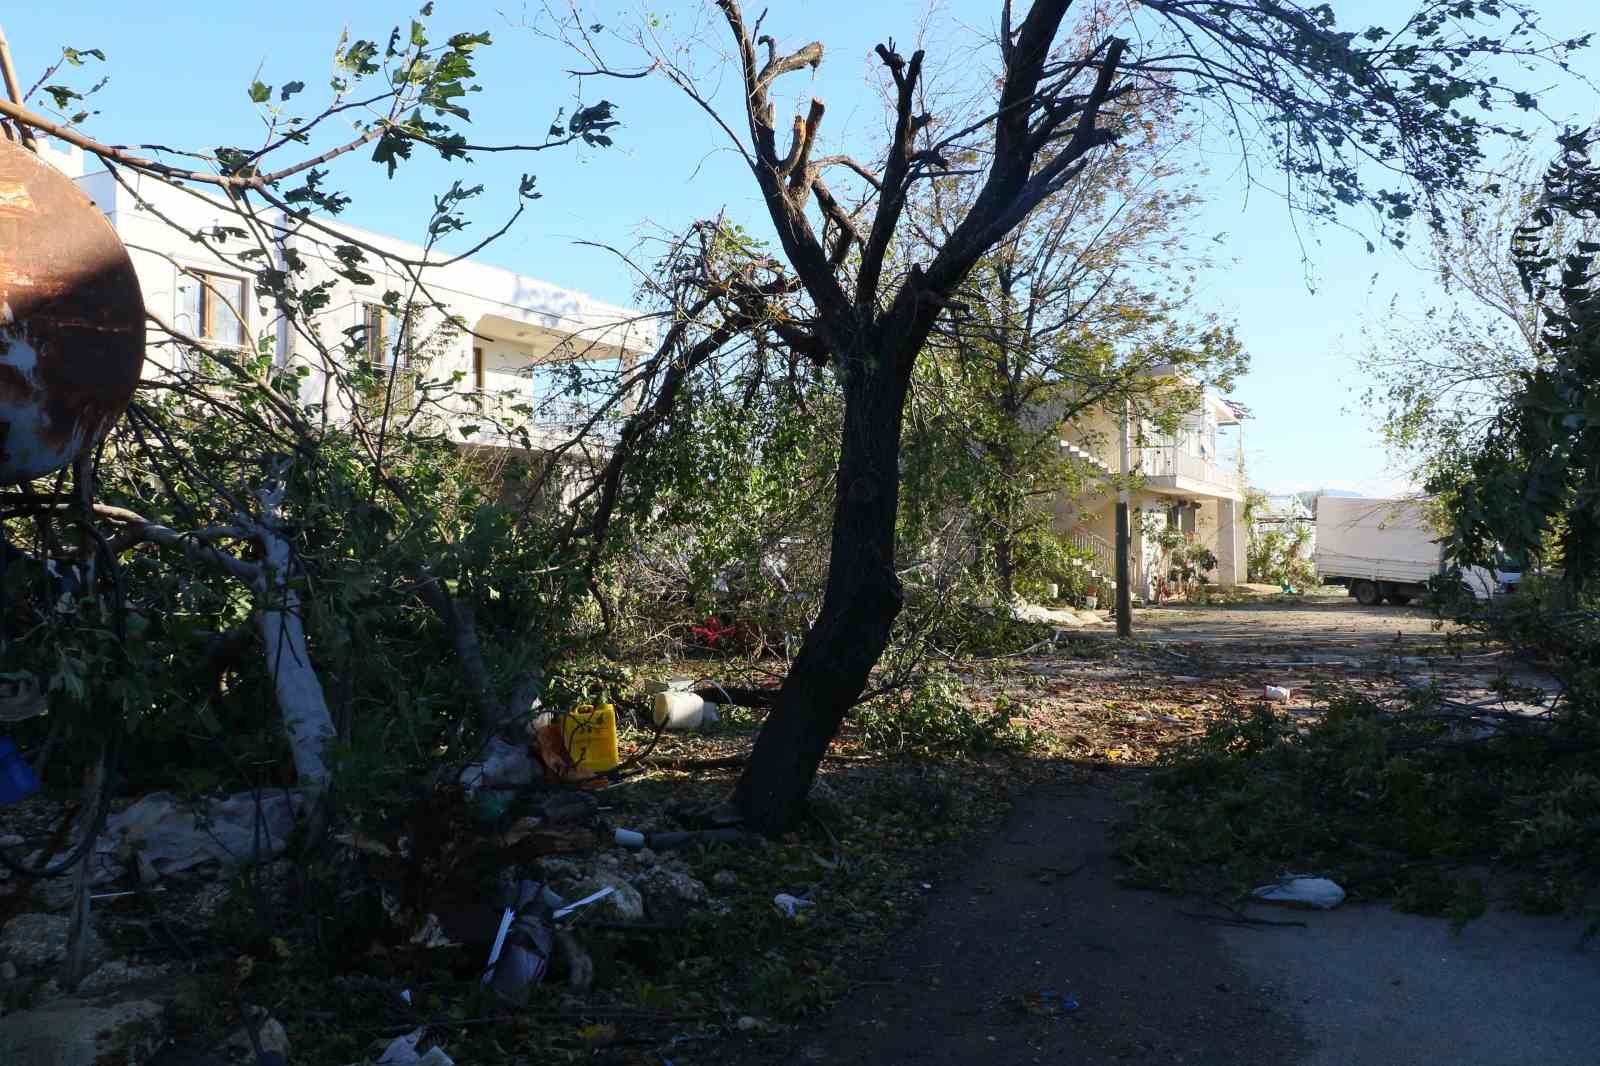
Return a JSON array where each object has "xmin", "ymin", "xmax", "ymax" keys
[
  {"xmin": 1051, "ymin": 372, "xmax": 1248, "ymax": 597},
  {"xmin": 40, "ymin": 140, "xmax": 655, "ymax": 456}
]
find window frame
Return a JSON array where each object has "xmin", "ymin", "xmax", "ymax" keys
[
  {"xmin": 177, "ymin": 268, "xmax": 249, "ymax": 348},
  {"xmin": 361, "ymin": 302, "xmax": 412, "ymax": 370}
]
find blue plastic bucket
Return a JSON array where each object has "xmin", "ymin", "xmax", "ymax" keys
[{"xmin": 0, "ymin": 736, "xmax": 39, "ymax": 804}]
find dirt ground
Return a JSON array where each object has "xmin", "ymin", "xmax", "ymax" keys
[
  {"xmin": 8, "ymin": 598, "xmax": 1594, "ymax": 1065},
  {"xmin": 1128, "ymin": 592, "xmax": 1457, "ymax": 647},
  {"xmin": 732, "ymin": 599, "xmax": 1600, "ymax": 1066}
]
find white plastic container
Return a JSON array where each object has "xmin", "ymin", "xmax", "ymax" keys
[
  {"xmin": 651, "ymin": 691, "xmax": 720, "ymax": 729},
  {"xmin": 1263, "ymin": 685, "xmax": 1292, "ymax": 702}
]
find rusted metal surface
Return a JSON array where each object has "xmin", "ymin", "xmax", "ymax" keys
[{"xmin": 0, "ymin": 139, "xmax": 143, "ymax": 484}]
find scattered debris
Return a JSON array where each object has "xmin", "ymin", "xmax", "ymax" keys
[
  {"xmin": 374, "ymin": 1027, "xmax": 455, "ymax": 1065},
  {"xmin": 773, "ymin": 892, "xmax": 815, "ymax": 918},
  {"xmin": 483, "ymin": 881, "xmax": 554, "ymax": 1006},
  {"xmin": 552, "ymin": 885, "xmax": 616, "ymax": 920},
  {"xmin": 103, "ymin": 790, "xmax": 304, "ymax": 880},
  {"xmin": 458, "ymin": 736, "xmax": 537, "ymax": 795},
  {"xmin": 568, "ymin": 878, "xmax": 645, "ymax": 922},
  {"xmin": 1263, "ymin": 685, "xmax": 1292, "ymax": 702},
  {"xmin": 1251, "ymin": 874, "xmax": 1346, "ymax": 910}
]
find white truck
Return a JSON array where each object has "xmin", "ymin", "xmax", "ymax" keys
[{"xmin": 1312, "ymin": 496, "xmax": 1517, "ymax": 606}]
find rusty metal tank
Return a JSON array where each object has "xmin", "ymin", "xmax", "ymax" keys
[{"xmin": 0, "ymin": 138, "xmax": 144, "ymax": 484}]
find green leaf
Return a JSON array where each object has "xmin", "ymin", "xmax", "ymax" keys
[
  {"xmin": 44, "ymin": 85, "xmax": 82, "ymax": 109},
  {"xmin": 280, "ymin": 80, "xmax": 305, "ymax": 101},
  {"xmin": 248, "ymin": 80, "xmax": 271, "ymax": 103}
]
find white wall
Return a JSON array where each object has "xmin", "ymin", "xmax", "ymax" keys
[{"xmin": 70, "ymin": 163, "xmax": 655, "ymax": 445}]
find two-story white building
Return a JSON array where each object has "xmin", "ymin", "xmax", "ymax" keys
[
  {"xmin": 1051, "ymin": 371, "xmax": 1247, "ymax": 599},
  {"xmin": 38, "ymin": 139, "xmax": 654, "ymax": 459}
]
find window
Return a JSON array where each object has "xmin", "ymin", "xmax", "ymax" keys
[
  {"xmin": 175, "ymin": 270, "xmax": 247, "ymax": 345},
  {"xmin": 473, "ymin": 347, "xmax": 485, "ymax": 392},
  {"xmin": 362, "ymin": 303, "xmax": 410, "ymax": 368},
  {"xmin": 353, "ymin": 304, "xmax": 418, "ymax": 420}
]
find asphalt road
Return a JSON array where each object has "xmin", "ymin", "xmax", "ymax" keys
[{"xmin": 1221, "ymin": 901, "xmax": 1600, "ymax": 1066}]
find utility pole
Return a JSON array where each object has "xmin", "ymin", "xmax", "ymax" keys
[{"xmin": 1116, "ymin": 397, "xmax": 1132, "ymax": 637}]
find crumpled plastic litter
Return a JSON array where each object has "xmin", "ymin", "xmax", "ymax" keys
[
  {"xmin": 772, "ymin": 892, "xmax": 815, "ymax": 918},
  {"xmin": 374, "ymin": 1028, "xmax": 455, "ymax": 1065},
  {"xmin": 1251, "ymin": 874, "xmax": 1345, "ymax": 910}
]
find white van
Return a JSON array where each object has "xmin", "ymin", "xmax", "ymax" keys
[{"xmin": 1312, "ymin": 496, "xmax": 1518, "ymax": 605}]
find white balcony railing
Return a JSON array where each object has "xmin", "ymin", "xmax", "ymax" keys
[
  {"xmin": 449, "ymin": 388, "xmax": 627, "ymax": 449},
  {"xmin": 1139, "ymin": 446, "xmax": 1241, "ymax": 492}
]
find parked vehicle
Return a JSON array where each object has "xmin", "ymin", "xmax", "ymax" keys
[{"xmin": 1312, "ymin": 496, "xmax": 1519, "ymax": 606}]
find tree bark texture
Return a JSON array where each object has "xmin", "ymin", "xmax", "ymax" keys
[{"xmin": 734, "ymin": 351, "xmax": 910, "ymax": 832}]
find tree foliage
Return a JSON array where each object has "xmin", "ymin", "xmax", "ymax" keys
[
  {"xmin": 0, "ymin": 6, "xmax": 653, "ymax": 814},
  {"xmin": 1361, "ymin": 144, "xmax": 1600, "ymax": 486},
  {"xmin": 576, "ymin": 0, "xmax": 1586, "ymax": 830},
  {"xmin": 907, "ymin": 95, "xmax": 1245, "ymax": 600},
  {"xmin": 1441, "ymin": 125, "xmax": 1600, "ymax": 592}
]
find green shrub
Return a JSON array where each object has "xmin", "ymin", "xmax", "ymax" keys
[
  {"xmin": 852, "ymin": 669, "xmax": 1036, "ymax": 757},
  {"xmin": 1120, "ymin": 691, "xmax": 1600, "ymax": 923}
]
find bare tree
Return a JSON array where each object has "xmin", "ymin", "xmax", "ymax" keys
[{"xmin": 565, "ymin": 0, "xmax": 1583, "ymax": 832}]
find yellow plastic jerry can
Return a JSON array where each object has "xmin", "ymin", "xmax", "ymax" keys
[{"xmin": 562, "ymin": 703, "xmax": 619, "ymax": 773}]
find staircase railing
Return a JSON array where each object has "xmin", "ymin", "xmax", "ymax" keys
[{"xmin": 1065, "ymin": 527, "xmax": 1117, "ymax": 589}]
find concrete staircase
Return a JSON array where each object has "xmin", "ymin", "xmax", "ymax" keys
[
  {"xmin": 1064, "ymin": 527, "xmax": 1117, "ymax": 594},
  {"xmin": 1059, "ymin": 439, "xmax": 1114, "ymax": 476},
  {"xmin": 1056, "ymin": 439, "xmax": 1118, "ymax": 594}
]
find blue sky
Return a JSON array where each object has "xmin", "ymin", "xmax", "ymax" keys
[{"xmin": 7, "ymin": 0, "xmax": 1596, "ymax": 495}]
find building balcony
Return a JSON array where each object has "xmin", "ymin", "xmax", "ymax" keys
[{"xmin": 1137, "ymin": 445, "xmax": 1243, "ymax": 500}]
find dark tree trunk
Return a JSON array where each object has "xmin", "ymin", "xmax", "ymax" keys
[
  {"xmin": 733, "ymin": 350, "xmax": 911, "ymax": 832},
  {"xmin": 993, "ymin": 525, "xmax": 1016, "ymax": 603}
]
